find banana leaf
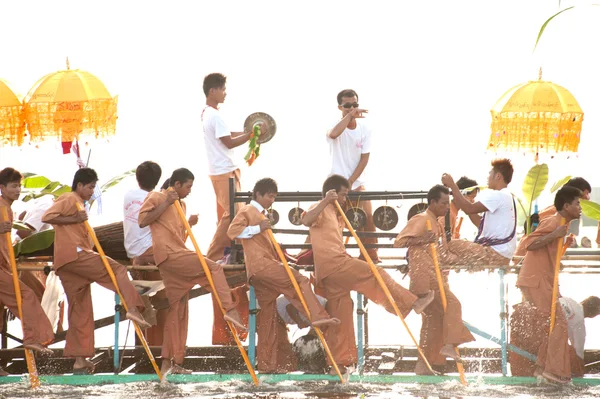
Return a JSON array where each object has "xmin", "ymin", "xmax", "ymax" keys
[
  {"xmin": 12, "ymin": 221, "xmax": 33, "ymax": 231},
  {"xmin": 550, "ymin": 175, "xmax": 572, "ymax": 193},
  {"xmin": 581, "ymin": 199, "xmax": 600, "ymax": 221},
  {"xmin": 100, "ymin": 169, "xmax": 135, "ymax": 193},
  {"xmin": 533, "ymin": 6, "xmax": 575, "ymax": 51},
  {"xmin": 522, "ymin": 163, "xmax": 549, "ymax": 234},
  {"xmin": 12, "ymin": 229, "xmax": 55, "ymax": 257},
  {"xmin": 22, "ymin": 175, "xmax": 52, "ymax": 189}
]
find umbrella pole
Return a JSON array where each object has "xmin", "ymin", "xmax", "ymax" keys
[
  {"xmin": 425, "ymin": 220, "xmax": 468, "ymax": 386},
  {"xmin": 265, "ymin": 226, "xmax": 345, "ymax": 383},
  {"xmin": 1, "ymin": 208, "xmax": 41, "ymax": 388},
  {"xmin": 549, "ymin": 218, "xmax": 566, "ymax": 333},
  {"xmin": 75, "ymin": 203, "xmax": 162, "ymax": 380},
  {"xmin": 333, "ymin": 200, "xmax": 438, "ymax": 375},
  {"xmin": 172, "ymin": 200, "xmax": 259, "ymax": 386}
]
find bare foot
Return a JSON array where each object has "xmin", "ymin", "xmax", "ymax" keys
[
  {"xmin": 126, "ymin": 309, "xmax": 152, "ymax": 329},
  {"xmin": 170, "ymin": 364, "xmax": 192, "ymax": 374},
  {"xmin": 312, "ymin": 318, "xmax": 341, "ymax": 327},
  {"xmin": 414, "ymin": 359, "xmax": 436, "ymax": 375},
  {"xmin": 161, "ymin": 359, "xmax": 173, "ymax": 378},
  {"xmin": 73, "ymin": 358, "xmax": 94, "ymax": 374},
  {"xmin": 24, "ymin": 343, "xmax": 53, "ymax": 355},
  {"xmin": 439, "ymin": 344, "xmax": 461, "ymax": 361},
  {"xmin": 0, "ymin": 366, "xmax": 9, "ymax": 376},
  {"xmin": 533, "ymin": 366, "xmax": 543, "ymax": 378},
  {"xmin": 542, "ymin": 370, "xmax": 571, "ymax": 384},
  {"xmin": 413, "ymin": 291, "xmax": 435, "ymax": 314},
  {"xmin": 328, "ymin": 365, "xmax": 347, "ymax": 375},
  {"xmin": 224, "ymin": 309, "xmax": 247, "ymax": 331}
]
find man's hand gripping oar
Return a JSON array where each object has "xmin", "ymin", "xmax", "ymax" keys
[
  {"xmin": 2, "ymin": 208, "xmax": 41, "ymax": 388},
  {"xmin": 172, "ymin": 200, "xmax": 259, "ymax": 386},
  {"xmin": 262, "ymin": 216, "xmax": 345, "ymax": 383},
  {"xmin": 333, "ymin": 200, "xmax": 439, "ymax": 376},
  {"xmin": 425, "ymin": 219, "xmax": 468, "ymax": 386},
  {"xmin": 75, "ymin": 203, "xmax": 162, "ymax": 380}
]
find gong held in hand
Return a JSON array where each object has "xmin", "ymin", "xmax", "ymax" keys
[{"xmin": 244, "ymin": 112, "xmax": 277, "ymax": 144}]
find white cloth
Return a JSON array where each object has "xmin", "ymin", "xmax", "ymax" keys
[
  {"xmin": 277, "ymin": 294, "xmax": 327, "ymax": 325},
  {"xmin": 326, "ymin": 120, "xmax": 372, "ymax": 190},
  {"xmin": 123, "ymin": 188, "xmax": 153, "ymax": 258},
  {"xmin": 476, "ymin": 188, "xmax": 517, "ymax": 259},
  {"xmin": 22, "ymin": 195, "xmax": 54, "ymax": 233},
  {"xmin": 201, "ymin": 106, "xmax": 238, "ymax": 175},
  {"xmin": 559, "ymin": 297, "xmax": 586, "ymax": 359},
  {"xmin": 235, "ymin": 200, "xmax": 264, "ymax": 239},
  {"xmin": 40, "ymin": 271, "xmax": 65, "ymax": 334}
]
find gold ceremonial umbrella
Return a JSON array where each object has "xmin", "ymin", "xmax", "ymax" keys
[
  {"xmin": 488, "ymin": 69, "xmax": 583, "ymax": 155},
  {"xmin": 24, "ymin": 59, "xmax": 118, "ymax": 143},
  {"xmin": 0, "ymin": 79, "xmax": 25, "ymax": 146}
]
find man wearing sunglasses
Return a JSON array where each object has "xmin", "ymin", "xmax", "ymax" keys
[{"xmin": 327, "ymin": 89, "xmax": 380, "ymax": 263}]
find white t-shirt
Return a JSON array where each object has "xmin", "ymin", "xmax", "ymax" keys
[
  {"xmin": 476, "ymin": 188, "xmax": 517, "ymax": 259},
  {"xmin": 559, "ymin": 297, "xmax": 586, "ymax": 359},
  {"xmin": 202, "ymin": 106, "xmax": 237, "ymax": 176},
  {"xmin": 326, "ymin": 120, "xmax": 372, "ymax": 190},
  {"xmin": 277, "ymin": 294, "xmax": 327, "ymax": 325},
  {"xmin": 22, "ymin": 195, "xmax": 54, "ymax": 233},
  {"xmin": 123, "ymin": 188, "xmax": 153, "ymax": 258}
]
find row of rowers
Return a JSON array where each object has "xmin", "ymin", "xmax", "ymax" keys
[{"xmin": 1, "ymin": 158, "xmax": 596, "ymax": 382}]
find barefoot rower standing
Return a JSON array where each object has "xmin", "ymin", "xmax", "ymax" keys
[
  {"xmin": 139, "ymin": 168, "xmax": 246, "ymax": 376},
  {"xmin": 228, "ymin": 178, "xmax": 339, "ymax": 373},
  {"xmin": 42, "ymin": 168, "xmax": 151, "ymax": 374}
]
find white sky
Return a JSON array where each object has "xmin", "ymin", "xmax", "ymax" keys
[{"xmin": 1, "ymin": 0, "xmax": 599, "ymax": 349}]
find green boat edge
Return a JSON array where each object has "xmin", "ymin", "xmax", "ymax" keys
[{"xmin": 1, "ymin": 373, "xmax": 600, "ymax": 386}]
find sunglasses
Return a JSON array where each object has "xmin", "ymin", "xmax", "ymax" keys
[{"xmin": 341, "ymin": 102, "xmax": 359, "ymax": 109}]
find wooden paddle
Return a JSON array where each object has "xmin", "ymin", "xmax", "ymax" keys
[
  {"xmin": 172, "ymin": 200, "xmax": 259, "ymax": 386},
  {"xmin": 264, "ymin": 223, "xmax": 345, "ymax": 383},
  {"xmin": 425, "ymin": 219, "xmax": 468, "ymax": 386},
  {"xmin": 549, "ymin": 218, "xmax": 566, "ymax": 333},
  {"xmin": 1, "ymin": 207, "xmax": 40, "ymax": 388},
  {"xmin": 333, "ymin": 200, "xmax": 438, "ymax": 376},
  {"xmin": 75, "ymin": 203, "xmax": 162, "ymax": 380}
]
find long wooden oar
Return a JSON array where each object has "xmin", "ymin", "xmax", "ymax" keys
[
  {"xmin": 1, "ymin": 207, "xmax": 40, "ymax": 388},
  {"xmin": 549, "ymin": 218, "xmax": 566, "ymax": 333},
  {"xmin": 264, "ymin": 224, "xmax": 344, "ymax": 383},
  {"xmin": 333, "ymin": 200, "xmax": 437, "ymax": 375},
  {"xmin": 425, "ymin": 220, "xmax": 468, "ymax": 386},
  {"xmin": 172, "ymin": 200, "xmax": 259, "ymax": 386},
  {"xmin": 75, "ymin": 203, "xmax": 162, "ymax": 380}
]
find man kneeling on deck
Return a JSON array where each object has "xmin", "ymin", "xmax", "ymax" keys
[
  {"xmin": 440, "ymin": 158, "xmax": 517, "ymax": 267},
  {"xmin": 227, "ymin": 178, "xmax": 339, "ymax": 373},
  {"xmin": 515, "ymin": 186, "xmax": 583, "ymax": 384},
  {"xmin": 394, "ymin": 185, "xmax": 475, "ymax": 374},
  {"xmin": 302, "ymin": 175, "xmax": 434, "ymax": 374},
  {"xmin": 139, "ymin": 168, "xmax": 246, "ymax": 376},
  {"xmin": 42, "ymin": 168, "xmax": 151, "ymax": 374},
  {"xmin": 0, "ymin": 168, "xmax": 54, "ymax": 376}
]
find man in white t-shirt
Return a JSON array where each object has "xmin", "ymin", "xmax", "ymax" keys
[
  {"xmin": 202, "ymin": 72, "xmax": 265, "ymax": 345},
  {"xmin": 326, "ymin": 89, "xmax": 379, "ymax": 263},
  {"xmin": 440, "ymin": 159, "xmax": 517, "ymax": 266}
]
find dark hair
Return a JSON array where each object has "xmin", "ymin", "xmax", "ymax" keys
[
  {"xmin": 554, "ymin": 186, "xmax": 582, "ymax": 211},
  {"xmin": 169, "ymin": 168, "xmax": 194, "ymax": 187},
  {"xmin": 322, "ymin": 175, "xmax": 350, "ymax": 196},
  {"xmin": 565, "ymin": 177, "xmax": 591, "ymax": 194},
  {"xmin": 491, "ymin": 158, "xmax": 514, "ymax": 184},
  {"xmin": 581, "ymin": 296, "xmax": 600, "ymax": 318},
  {"xmin": 0, "ymin": 167, "xmax": 23, "ymax": 186},
  {"xmin": 71, "ymin": 168, "xmax": 98, "ymax": 191},
  {"xmin": 136, "ymin": 161, "xmax": 162, "ymax": 191},
  {"xmin": 203, "ymin": 73, "xmax": 227, "ymax": 96},
  {"xmin": 252, "ymin": 178, "xmax": 278, "ymax": 200},
  {"xmin": 524, "ymin": 213, "xmax": 540, "ymax": 233},
  {"xmin": 160, "ymin": 178, "xmax": 170, "ymax": 191},
  {"xmin": 336, "ymin": 89, "xmax": 359, "ymax": 105},
  {"xmin": 427, "ymin": 185, "xmax": 450, "ymax": 205},
  {"xmin": 456, "ymin": 176, "xmax": 478, "ymax": 191}
]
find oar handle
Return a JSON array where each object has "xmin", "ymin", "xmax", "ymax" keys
[
  {"xmin": 1, "ymin": 207, "xmax": 40, "ymax": 388},
  {"xmin": 265, "ymin": 224, "xmax": 345, "ymax": 383},
  {"xmin": 172, "ymin": 199, "xmax": 259, "ymax": 386},
  {"xmin": 75, "ymin": 203, "xmax": 163, "ymax": 380},
  {"xmin": 550, "ymin": 217, "xmax": 566, "ymax": 333}
]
